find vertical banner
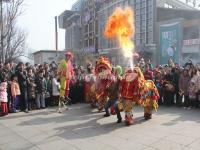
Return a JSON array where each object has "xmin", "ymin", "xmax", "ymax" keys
[{"xmin": 160, "ymin": 22, "xmax": 180, "ymax": 64}]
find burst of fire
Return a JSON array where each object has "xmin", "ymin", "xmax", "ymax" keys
[{"xmin": 104, "ymin": 7, "xmax": 135, "ymax": 58}]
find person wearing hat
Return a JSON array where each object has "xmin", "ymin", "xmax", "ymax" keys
[{"xmin": 57, "ymin": 51, "xmax": 74, "ymax": 113}]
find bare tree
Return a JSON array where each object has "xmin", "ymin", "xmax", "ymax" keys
[{"xmin": 0, "ymin": 0, "xmax": 26, "ymax": 62}]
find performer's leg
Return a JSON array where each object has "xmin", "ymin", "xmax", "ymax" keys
[
  {"xmin": 103, "ymin": 99, "xmax": 116, "ymax": 117},
  {"xmin": 144, "ymin": 106, "xmax": 152, "ymax": 120},
  {"xmin": 65, "ymin": 79, "xmax": 70, "ymax": 97},
  {"xmin": 58, "ymin": 77, "xmax": 67, "ymax": 113},
  {"xmin": 58, "ymin": 97, "xmax": 62, "ymax": 113},
  {"xmin": 98, "ymin": 96, "xmax": 107, "ymax": 112},
  {"xmin": 62, "ymin": 100, "xmax": 68, "ymax": 110},
  {"xmin": 114, "ymin": 101, "xmax": 122, "ymax": 123},
  {"xmin": 60, "ymin": 77, "xmax": 67, "ymax": 98},
  {"xmin": 104, "ymin": 100, "xmax": 111, "ymax": 117},
  {"xmin": 91, "ymin": 92, "xmax": 97, "ymax": 108},
  {"xmin": 124, "ymin": 100, "xmax": 134, "ymax": 125}
]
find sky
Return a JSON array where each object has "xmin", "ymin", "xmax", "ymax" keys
[{"xmin": 18, "ymin": 0, "xmax": 77, "ymax": 53}]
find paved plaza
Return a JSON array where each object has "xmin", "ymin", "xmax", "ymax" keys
[{"xmin": 0, "ymin": 104, "xmax": 200, "ymax": 150}]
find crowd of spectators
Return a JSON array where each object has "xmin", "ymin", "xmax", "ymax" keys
[
  {"xmin": 0, "ymin": 57, "xmax": 200, "ymax": 116},
  {"xmin": 140, "ymin": 58, "xmax": 200, "ymax": 108},
  {"xmin": 0, "ymin": 60, "xmax": 91, "ymax": 116}
]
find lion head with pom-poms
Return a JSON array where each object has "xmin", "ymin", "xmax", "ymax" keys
[{"xmin": 95, "ymin": 56, "xmax": 112, "ymax": 74}]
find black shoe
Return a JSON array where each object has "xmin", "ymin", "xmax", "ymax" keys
[
  {"xmin": 117, "ymin": 118, "xmax": 122, "ymax": 123},
  {"xmin": 103, "ymin": 114, "xmax": 110, "ymax": 117}
]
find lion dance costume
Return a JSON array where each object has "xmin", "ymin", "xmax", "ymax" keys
[
  {"xmin": 118, "ymin": 67, "xmax": 159, "ymax": 125},
  {"xmin": 57, "ymin": 51, "xmax": 74, "ymax": 113},
  {"xmin": 95, "ymin": 56, "xmax": 112, "ymax": 112},
  {"xmin": 139, "ymin": 80, "xmax": 159, "ymax": 120}
]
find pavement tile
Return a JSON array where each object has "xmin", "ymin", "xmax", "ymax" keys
[
  {"xmin": 0, "ymin": 133, "xmax": 23, "ymax": 145},
  {"xmin": 15, "ymin": 128, "xmax": 44, "ymax": 139},
  {"xmin": 0, "ymin": 138, "xmax": 34, "ymax": 150},
  {"xmin": 0, "ymin": 105, "xmax": 200, "ymax": 150},
  {"xmin": 36, "ymin": 138, "xmax": 78, "ymax": 150},
  {"xmin": 164, "ymin": 133, "xmax": 196, "ymax": 146},
  {"xmin": 141, "ymin": 147, "xmax": 159, "ymax": 150},
  {"xmin": 22, "ymin": 147, "xmax": 41, "ymax": 150},
  {"xmin": 187, "ymin": 138, "xmax": 200, "ymax": 149},
  {"xmin": 27, "ymin": 134, "xmax": 56, "ymax": 145},
  {"xmin": 71, "ymin": 140, "xmax": 114, "ymax": 150},
  {"xmin": 173, "ymin": 126, "xmax": 200, "ymax": 139},
  {"xmin": 150, "ymin": 139, "xmax": 185, "ymax": 150},
  {"xmin": 0, "ymin": 128, "xmax": 14, "ymax": 137},
  {"xmin": 183, "ymin": 146, "xmax": 199, "ymax": 150}
]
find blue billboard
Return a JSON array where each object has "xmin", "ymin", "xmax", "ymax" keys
[{"xmin": 160, "ymin": 22, "xmax": 181, "ymax": 64}]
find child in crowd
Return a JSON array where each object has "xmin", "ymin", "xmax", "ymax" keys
[
  {"xmin": 10, "ymin": 74, "xmax": 21, "ymax": 113},
  {"xmin": 52, "ymin": 73, "xmax": 60, "ymax": 106},
  {"xmin": 0, "ymin": 74, "xmax": 8, "ymax": 116},
  {"xmin": 35, "ymin": 70, "xmax": 46, "ymax": 109}
]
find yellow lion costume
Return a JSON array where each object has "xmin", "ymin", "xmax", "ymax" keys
[{"xmin": 139, "ymin": 80, "xmax": 159, "ymax": 119}]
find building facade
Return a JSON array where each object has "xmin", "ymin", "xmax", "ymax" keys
[
  {"xmin": 80, "ymin": 0, "xmax": 101, "ymax": 53},
  {"xmin": 97, "ymin": 0, "xmax": 196, "ymax": 65},
  {"xmin": 98, "ymin": 0, "xmax": 157, "ymax": 65},
  {"xmin": 156, "ymin": 7, "xmax": 200, "ymax": 65},
  {"xmin": 59, "ymin": 10, "xmax": 81, "ymax": 51},
  {"xmin": 33, "ymin": 50, "xmax": 65, "ymax": 64},
  {"xmin": 72, "ymin": 0, "xmax": 84, "ymax": 11},
  {"xmin": 59, "ymin": 0, "xmax": 198, "ymax": 66},
  {"xmin": 182, "ymin": 19, "xmax": 200, "ymax": 64}
]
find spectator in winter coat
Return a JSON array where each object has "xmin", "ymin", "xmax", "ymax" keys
[
  {"xmin": 188, "ymin": 80, "xmax": 197, "ymax": 108},
  {"xmin": 163, "ymin": 67, "xmax": 175, "ymax": 106},
  {"xmin": 171, "ymin": 67, "xmax": 180, "ymax": 106},
  {"xmin": 143, "ymin": 65, "xmax": 154, "ymax": 80},
  {"xmin": 189, "ymin": 68, "xmax": 199, "ymax": 108},
  {"xmin": 16, "ymin": 62, "xmax": 28, "ymax": 113},
  {"xmin": 154, "ymin": 71, "xmax": 163, "ymax": 105},
  {"xmin": 10, "ymin": 74, "xmax": 21, "ymax": 113},
  {"xmin": 27, "ymin": 68, "xmax": 36, "ymax": 110},
  {"xmin": 0, "ymin": 76, "xmax": 8, "ymax": 116},
  {"xmin": 179, "ymin": 69, "xmax": 190, "ymax": 107},
  {"xmin": 35, "ymin": 71, "xmax": 47, "ymax": 109},
  {"xmin": 0, "ymin": 62, "xmax": 14, "ymax": 112}
]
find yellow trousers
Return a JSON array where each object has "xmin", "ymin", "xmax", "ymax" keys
[{"xmin": 59, "ymin": 77, "xmax": 70, "ymax": 98}]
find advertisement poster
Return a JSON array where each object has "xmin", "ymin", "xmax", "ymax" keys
[{"xmin": 160, "ymin": 22, "xmax": 181, "ymax": 64}]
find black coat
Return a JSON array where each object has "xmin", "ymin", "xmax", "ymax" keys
[
  {"xmin": 16, "ymin": 70, "xmax": 28, "ymax": 91},
  {"xmin": 35, "ymin": 76, "xmax": 46, "ymax": 94}
]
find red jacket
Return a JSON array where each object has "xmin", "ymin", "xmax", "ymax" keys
[{"xmin": 120, "ymin": 78, "xmax": 141, "ymax": 101}]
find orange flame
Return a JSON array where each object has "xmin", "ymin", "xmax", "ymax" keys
[{"xmin": 104, "ymin": 7, "xmax": 135, "ymax": 58}]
